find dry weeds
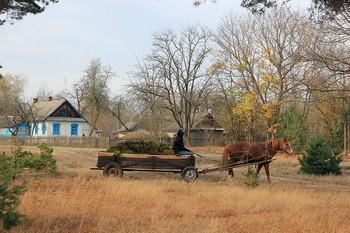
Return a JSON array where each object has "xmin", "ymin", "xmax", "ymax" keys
[{"xmin": 1, "ymin": 145, "xmax": 349, "ymax": 233}]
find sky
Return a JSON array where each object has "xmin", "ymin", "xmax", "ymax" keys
[{"xmin": 0, "ymin": 0, "xmax": 310, "ymax": 100}]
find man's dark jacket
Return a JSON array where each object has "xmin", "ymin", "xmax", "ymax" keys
[{"xmin": 172, "ymin": 129, "xmax": 190, "ymax": 154}]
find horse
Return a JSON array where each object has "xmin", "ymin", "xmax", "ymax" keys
[{"xmin": 220, "ymin": 138, "xmax": 293, "ymax": 183}]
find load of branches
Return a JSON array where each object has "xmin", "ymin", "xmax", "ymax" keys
[{"xmin": 107, "ymin": 140, "xmax": 175, "ymax": 155}]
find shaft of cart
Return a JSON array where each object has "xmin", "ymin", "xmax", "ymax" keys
[{"xmin": 199, "ymin": 159, "xmax": 275, "ymax": 174}]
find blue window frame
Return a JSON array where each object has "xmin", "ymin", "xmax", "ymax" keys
[
  {"xmin": 53, "ymin": 123, "xmax": 60, "ymax": 136},
  {"xmin": 71, "ymin": 124, "xmax": 78, "ymax": 136},
  {"xmin": 42, "ymin": 123, "xmax": 46, "ymax": 135},
  {"xmin": 34, "ymin": 123, "xmax": 38, "ymax": 135}
]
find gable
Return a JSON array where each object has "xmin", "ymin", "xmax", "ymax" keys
[
  {"xmin": 50, "ymin": 102, "xmax": 81, "ymax": 118},
  {"xmin": 195, "ymin": 114, "xmax": 220, "ymax": 129}
]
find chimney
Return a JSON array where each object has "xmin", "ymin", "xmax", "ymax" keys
[
  {"xmin": 47, "ymin": 96, "xmax": 53, "ymax": 102},
  {"xmin": 33, "ymin": 98, "xmax": 38, "ymax": 104}
]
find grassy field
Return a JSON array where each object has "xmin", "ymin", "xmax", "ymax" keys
[{"xmin": 1, "ymin": 146, "xmax": 350, "ymax": 233}]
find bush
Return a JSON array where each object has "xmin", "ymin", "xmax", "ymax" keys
[
  {"xmin": 242, "ymin": 166, "xmax": 260, "ymax": 187},
  {"xmin": 107, "ymin": 140, "xmax": 175, "ymax": 155},
  {"xmin": 0, "ymin": 153, "xmax": 27, "ymax": 231},
  {"xmin": 0, "ymin": 142, "xmax": 57, "ymax": 231},
  {"xmin": 13, "ymin": 142, "xmax": 57, "ymax": 173},
  {"xmin": 298, "ymin": 136, "xmax": 343, "ymax": 175}
]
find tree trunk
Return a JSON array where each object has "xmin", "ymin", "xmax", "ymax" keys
[
  {"xmin": 89, "ymin": 110, "xmax": 100, "ymax": 136},
  {"xmin": 344, "ymin": 120, "xmax": 348, "ymax": 156},
  {"xmin": 348, "ymin": 119, "xmax": 350, "ymax": 157}
]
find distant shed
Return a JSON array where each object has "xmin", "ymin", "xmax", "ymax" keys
[{"xmin": 189, "ymin": 113, "xmax": 225, "ymax": 146}]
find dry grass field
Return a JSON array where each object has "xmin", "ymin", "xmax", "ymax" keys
[{"xmin": 1, "ymin": 145, "xmax": 350, "ymax": 233}]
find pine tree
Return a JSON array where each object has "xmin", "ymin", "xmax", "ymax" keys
[
  {"xmin": 0, "ymin": 153, "xmax": 27, "ymax": 231},
  {"xmin": 276, "ymin": 106, "xmax": 308, "ymax": 154},
  {"xmin": 328, "ymin": 120, "xmax": 344, "ymax": 154},
  {"xmin": 298, "ymin": 136, "xmax": 343, "ymax": 175}
]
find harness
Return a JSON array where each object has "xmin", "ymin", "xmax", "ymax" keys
[{"xmin": 228, "ymin": 141, "xmax": 279, "ymax": 165}]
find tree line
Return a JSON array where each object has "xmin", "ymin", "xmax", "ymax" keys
[
  {"xmin": 1, "ymin": 5, "xmax": 350, "ymax": 154},
  {"xmin": 128, "ymin": 6, "xmax": 350, "ymax": 154}
]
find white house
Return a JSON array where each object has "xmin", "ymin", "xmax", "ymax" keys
[{"xmin": 29, "ymin": 97, "xmax": 98, "ymax": 137}]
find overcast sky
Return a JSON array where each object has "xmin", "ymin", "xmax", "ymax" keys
[{"xmin": 0, "ymin": 0, "xmax": 309, "ymax": 100}]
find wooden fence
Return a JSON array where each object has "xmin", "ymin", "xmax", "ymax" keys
[
  {"xmin": 109, "ymin": 137, "xmax": 226, "ymax": 147},
  {"xmin": 0, "ymin": 135, "xmax": 226, "ymax": 149},
  {"xmin": 0, "ymin": 136, "xmax": 110, "ymax": 148}
]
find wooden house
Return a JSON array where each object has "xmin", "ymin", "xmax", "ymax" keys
[
  {"xmin": 189, "ymin": 113, "xmax": 225, "ymax": 146},
  {"xmin": 0, "ymin": 97, "xmax": 99, "ymax": 137}
]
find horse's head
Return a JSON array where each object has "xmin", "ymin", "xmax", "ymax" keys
[{"xmin": 279, "ymin": 137, "xmax": 293, "ymax": 154}]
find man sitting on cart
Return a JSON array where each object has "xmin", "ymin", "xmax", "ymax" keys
[{"xmin": 172, "ymin": 128, "xmax": 194, "ymax": 155}]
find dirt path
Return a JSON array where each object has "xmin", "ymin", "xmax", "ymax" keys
[{"xmin": 1, "ymin": 145, "xmax": 349, "ymax": 191}]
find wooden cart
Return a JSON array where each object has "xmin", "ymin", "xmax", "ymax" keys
[
  {"xmin": 91, "ymin": 152, "xmax": 275, "ymax": 182},
  {"xmin": 91, "ymin": 152, "xmax": 198, "ymax": 181}
]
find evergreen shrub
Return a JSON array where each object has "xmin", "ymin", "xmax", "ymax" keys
[
  {"xmin": 0, "ymin": 153, "xmax": 27, "ymax": 231},
  {"xmin": 14, "ymin": 142, "xmax": 57, "ymax": 173},
  {"xmin": 242, "ymin": 166, "xmax": 260, "ymax": 187},
  {"xmin": 0, "ymin": 142, "xmax": 57, "ymax": 230},
  {"xmin": 298, "ymin": 136, "xmax": 343, "ymax": 175}
]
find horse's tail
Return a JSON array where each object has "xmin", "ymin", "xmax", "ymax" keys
[{"xmin": 221, "ymin": 144, "xmax": 230, "ymax": 169}]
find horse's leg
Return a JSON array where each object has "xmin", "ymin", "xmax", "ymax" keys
[
  {"xmin": 264, "ymin": 163, "xmax": 271, "ymax": 183},
  {"xmin": 228, "ymin": 158, "xmax": 234, "ymax": 177},
  {"xmin": 228, "ymin": 169, "xmax": 234, "ymax": 177},
  {"xmin": 256, "ymin": 164, "xmax": 263, "ymax": 174}
]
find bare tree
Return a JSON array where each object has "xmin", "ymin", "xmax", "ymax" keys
[
  {"xmin": 0, "ymin": 74, "xmax": 26, "ymax": 115},
  {"xmin": 299, "ymin": 10, "xmax": 350, "ymax": 154},
  {"xmin": 79, "ymin": 58, "xmax": 114, "ymax": 136},
  {"xmin": 9, "ymin": 99, "xmax": 39, "ymax": 135},
  {"xmin": 71, "ymin": 81, "xmax": 86, "ymax": 114},
  {"xmin": 129, "ymin": 25, "xmax": 214, "ymax": 138},
  {"xmin": 36, "ymin": 82, "xmax": 53, "ymax": 101}
]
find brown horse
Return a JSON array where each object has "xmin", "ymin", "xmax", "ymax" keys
[{"xmin": 220, "ymin": 138, "xmax": 293, "ymax": 183}]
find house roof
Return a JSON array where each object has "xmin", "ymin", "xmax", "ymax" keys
[
  {"xmin": 193, "ymin": 113, "xmax": 224, "ymax": 131},
  {"xmin": 32, "ymin": 99, "xmax": 86, "ymax": 122},
  {"xmin": 162, "ymin": 121, "xmax": 180, "ymax": 133},
  {"xmin": 0, "ymin": 116, "xmax": 23, "ymax": 128},
  {"xmin": 0, "ymin": 116, "xmax": 11, "ymax": 128},
  {"xmin": 110, "ymin": 121, "xmax": 139, "ymax": 134},
  {"xmin": 33, "ymin": 99, "xmax": 66, "ymax": 121}
]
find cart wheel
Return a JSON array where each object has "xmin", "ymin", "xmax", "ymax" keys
[
  {"xmin": 104, "ymin": 162, "xmax": 123, "ymax": 178},
  {"xmin": 182, "ymin": 166, "xmax": 198, "ymax": 182}
]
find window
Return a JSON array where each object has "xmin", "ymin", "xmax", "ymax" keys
[
  {"xmin": 18, "ymin": 128, "xmax": 28, "ymax": 135},
  {"xmin": 53, "ymin": 123, "xmax": 60, "ymax": 136},
  {"xmin": 34, "ymin": 123, "xmax": 38, "ymax": 135},
  {"xmin": 71, "ymin": 124, "xmax": 78, "ymax": 136},
  {"xmin": 42, "ymin": 123, "xmax": 46, "ymax": 135}
]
